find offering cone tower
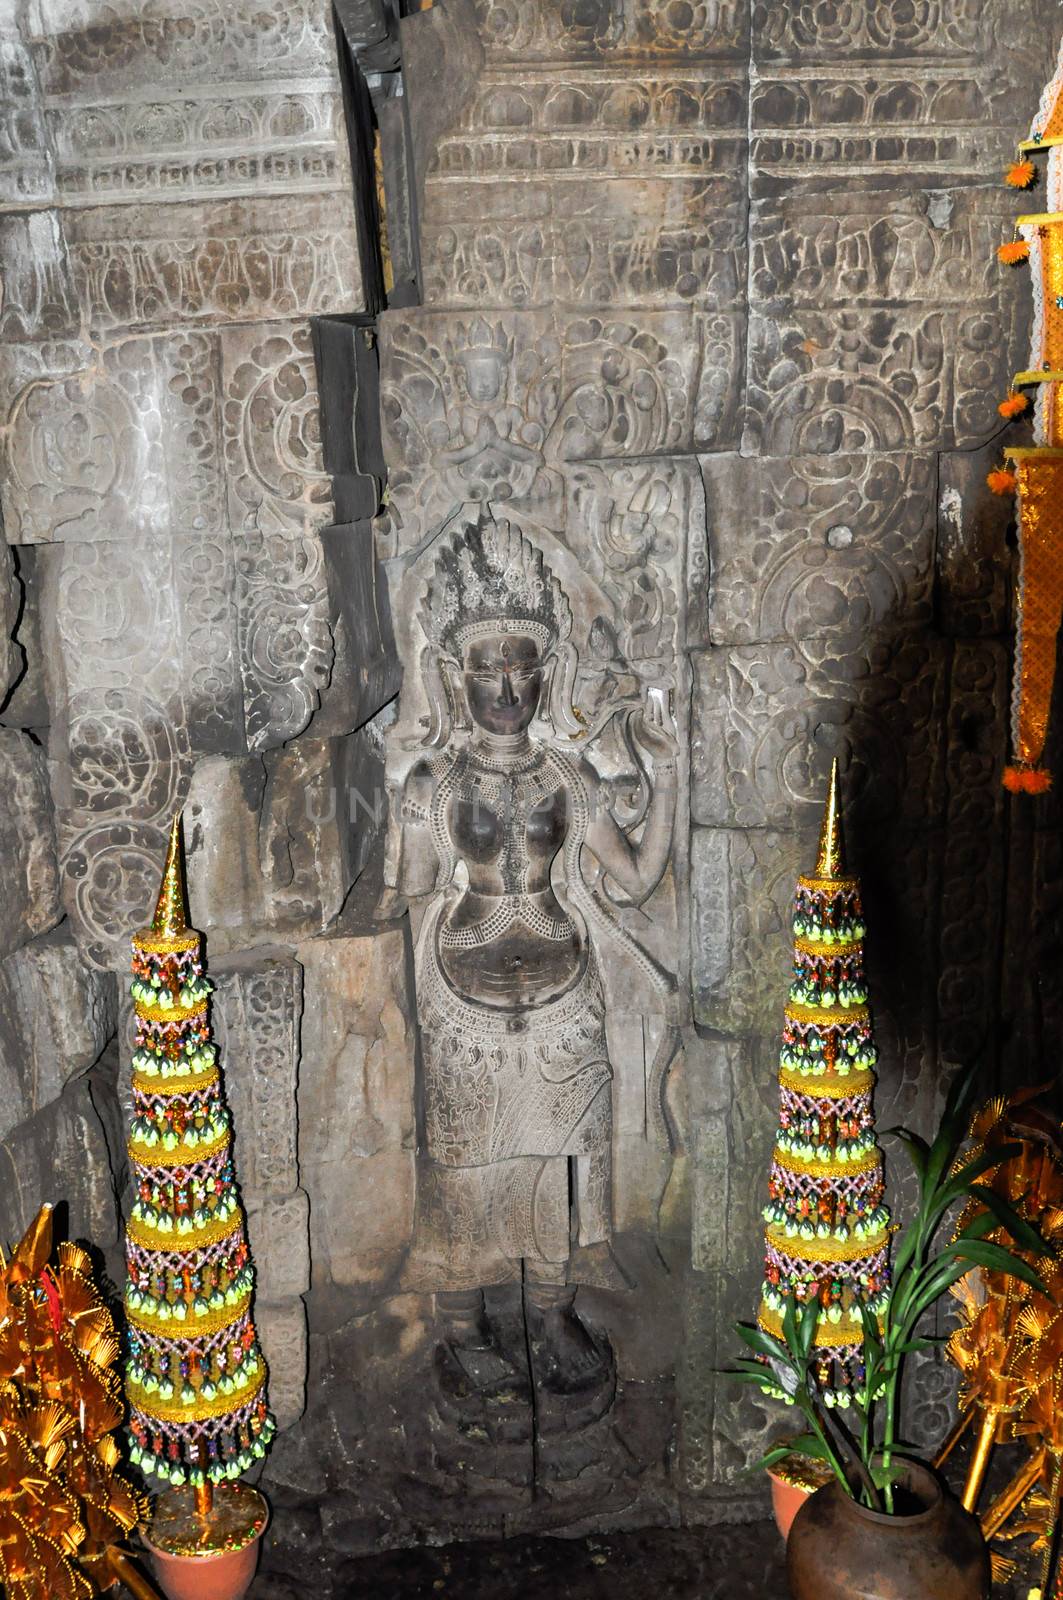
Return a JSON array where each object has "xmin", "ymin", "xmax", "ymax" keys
[
  {"xmin": 123, "ymin": 816, "xmax": 274, "ymax": 1495},
  {"xmin": 758, "ymin": 762, "xmax": 890, "ymax": 1406}
]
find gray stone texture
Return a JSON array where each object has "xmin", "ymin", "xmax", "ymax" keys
[{"xmin": 0, "ymin": 0, "xmax": 1061, "ymax": 1537}]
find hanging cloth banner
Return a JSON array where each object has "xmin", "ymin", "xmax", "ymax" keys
[
  {"xmin": 990, "ymin": 30, "xmax": 1063, "ymax": 790},
  {"xmin": 1003, "ymin": 452, "xmax": 1063, "ymax": 791}
]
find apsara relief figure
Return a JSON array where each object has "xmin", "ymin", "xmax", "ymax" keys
[{"xmin": 381, "ymin": 509, "xmax": 678, "ymax": 1404}]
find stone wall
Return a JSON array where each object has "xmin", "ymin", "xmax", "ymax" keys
[{"xmin": 2, "ymin": 0, "xmax": 1062, "ymax": 1560}]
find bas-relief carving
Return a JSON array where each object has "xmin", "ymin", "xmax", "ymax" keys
[
  {"xmin": 701, "ymin": 453, "xmax": 935, "ymax": 646},
  {"xmin": 471, "ymin": 0, "xmax": 749, "ymax": 61},
  {"xmin": 380, "ymin": 508, "xmax": 682, "ymax": 1414}
]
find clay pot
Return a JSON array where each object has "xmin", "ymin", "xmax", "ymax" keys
[
  {"xmin": 143, "ymin": 1528, "xmax": 264, "ymax": 1600},
  {"xmin": 787, "ymin": 1458, "xmax": 989, "ymax": 1600},
  {"xmin": 767, "ymin": 1465, "xmax": 814, "ymax": 1541},
  {"xmin": 142, "ymin": 1487, "xmax": 268, "ymax": 1600}
]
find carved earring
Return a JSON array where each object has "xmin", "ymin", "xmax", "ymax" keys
[
  {"xmin": 420, "ymin": 645, "xmax": 458, "ymax": 747},
  {"xmin": 442, "ymin": 655, "xmax": 471, "ymax": 732},
  {"xmin": 546, "ymin": 641, "xmax": 583, "ymax": 738}
]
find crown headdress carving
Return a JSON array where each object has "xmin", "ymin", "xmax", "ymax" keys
[
  {"xmin": 420, "ymin": 512, "xmax": 571, "ymax": 658},
  {"xmin": 446, "ymin": 317, "xmax": 513, "ymax": 368}
]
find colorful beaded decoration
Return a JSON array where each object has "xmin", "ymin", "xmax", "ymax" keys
[
  {"xmin": 758, "ymin": 761, "xmax": 891, "ymax": 1408},
  {"xmin": 123, "ymin": 815, "xmax": 275, "ymax": 1488}
]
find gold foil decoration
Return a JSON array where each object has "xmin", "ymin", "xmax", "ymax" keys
[
  {"xmin": 1013, "ymin": 458, "xmax": 1063, "ymax": 771},
  {"xmin": 149, "ymin": 814, "xmax": 188, "ymax": 939},
  {"xmin": 0, "ymin": 1205, "xmax": 157, "ymax": 1599}
]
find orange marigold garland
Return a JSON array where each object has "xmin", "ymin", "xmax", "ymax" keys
[
  {"xmin": 999, "ymin": 390, "xmax": 1030, "ymax": 418},
  {"xmin": 1007, "ymin": 158, "xmax": 1037, "ymax": 188},
  {"xmin": 999, "ymin": 239, "xmax": 1031, "ymax": 264},
  {"xmin": 987, "ymin": 467, "xmax": 1018, "ymax": 495}
]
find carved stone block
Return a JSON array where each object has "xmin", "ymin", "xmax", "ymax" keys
[
  {"xmin": 67, "ymin": 195, "xmax": 361, "ymax": 337},
  {"xmin": 691, "ymin": 633, "xmax": 948, "ymax": 831},
  {"xmin": 296, "ymin": 931, "xmax": 417, "ymax": 1292},
  {"xmin": 255, "ymin": 1298, "xmax": 309, "ymax": 1433},
  {"xmin": 702, "ymin": 452, "xmax": 935, "ymax": 645},
  {"xmin": 0, "ymin": 543, "xmax": 20, "ymax": 701},
  {"xmin": 936, "ymin": 445, "xmax": 1014, "ymax": 639},
  {"xmin": 0, "ymin": 928, "xmax": 117, "ymax": 1137},
  {"xmin": 0, "ymin": 211, "xmax": 78, "ymax": 343},
  {"xmin": 0, "ymin": 729, "xmax": 61, "ymax": 961},
  {"xmin": 743, "ymin": 302, "xmax": 1021, "ymax": 456},
  {"xmin": 246, "ymin": 1192, "xmax": 311, "ymax": 1304},
  {"xmin": 0, "ymin": 1077, "xmax": 120, "ymax": 1252},
  {"xmin": 213, "ymin": 956, "xmax": 302, "ymax": 1199}
]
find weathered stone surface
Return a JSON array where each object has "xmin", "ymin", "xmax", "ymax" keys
[
  {"xmin": 0, "ymin": 929, "xmax": 117, "ymax": 1138},
  {"xmin": 213, "ymin": 955, "xmax": 302, "ymax": 1199},
  {"xmin": 701, "ymin": 453, "xmax": 935, "ymax": 646},
  {"xmin": 256, "ymin": 1299, "xmax": 309, "ymax": 1433},
  {"xmin": 297, "ymin": 931, "xmax": 416, "ymax": 1294},
  {"xmin": 0, "ymin": 728, "xmax": 61, "ymax": 960},
  {"xmin": 246, "ymin": 1192, "xmax": 311, "ymax": 1302},
  {"xmin": 691, "ymin": 633, "xmax": 948, "ymax": 833},
  {"xmin": 0, "ymin": 548, "xmax": 48, "ymax": 732},
  {"xmin": 0, "ymin": 1076, "xmax": 121, "ymax": 1252},
  {"xmin": 0, "ymin": 543, "xmax": 21, "ymax": 702}
]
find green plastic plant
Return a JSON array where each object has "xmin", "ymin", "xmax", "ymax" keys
[{"xmin": 730, "ymin": 1062, "xmax": 1046, "ymax": 1513}]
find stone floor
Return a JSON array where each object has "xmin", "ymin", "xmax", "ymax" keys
[
  {"xmin": 242, "ymin": 1503, "xmax": 1043, "ymax": 1599},
  {"xmin": 248, "ymin": 1522, "xmax": 788, "ymax": 1599}
]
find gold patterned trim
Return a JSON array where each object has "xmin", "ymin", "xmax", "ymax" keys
[
  {"xmin": 136, "ymin": 1000, "xmax": 207, "ymax": 1026},
  {"xmin": 127, "ymin": 1289, "xmax": 251, "ymax": 1339},
  {"xmin": 130, "ymin": 1129, "xmax": 229, "ymax": 1168},
  {"xmin": 1016, "ymin": 210, "xmax": 1063, "ymax": 225},
  {"xmin": 129, "ymin": 1369, "xmax": 264, "ymax": 1425},
  {"xmin": 774, "ymin": 1145, "xmax": 881, "ymax": 1180},
  {"xmin": 127, "ymin": 1210, "xmax": 243, "ymax": 1254},
  {"xmin": 786, "ymin": 1002, "xmax": 870, "ymax": 1027},
  {"xmin": 132, "ymin": 1067, "xmax": 218, "ymax": 1099},
  {"xmin": 796, "ymin": 874, "xmax": 859, "ymax": 893},
  {"xmin": 1003, "ymin": 445, "xmax": 1063, "ymax": 460},
  {"xmin": 759, "ymin": 1304, "xmax": 868, "ymax": 1348},
  {"xmin": 794, "ymin": 935, "xmax": 861, "ymax": 957},
  {"xmin": 1019, "ymin": 136, "xmax": 1063, "ymax": 153},
  {"xmin": 1014, "ymin": 369, "xmax": 1063, "ymax": 385},
  {"xmin": 134, "ymin": 931, "xmax": 200, "ymax": 955},
  {"xmin": 766, "ymin": 1224, "xmax": 890, "ymax": 1263},
  {"xmin": 778, "ymin": 1066, "xmax": 874, "ymax": 1098}
]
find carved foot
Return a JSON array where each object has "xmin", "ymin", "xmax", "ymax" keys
[
  {"xmin": 525, "ymin": 1284, "xmax": 613, "ymax": 1398},
  {"xmin": 433, "ymin": 1289, "xmax": 532, "ymax": 1439}
]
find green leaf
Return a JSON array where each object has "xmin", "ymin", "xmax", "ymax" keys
[
  {"xmin": 940, "ymin": 1239, "xmax": 1045, "ymax": 1290},
  {"xmin": 882, "ymin": 1126, "xmax": 931, "ymax": 1187},
  {"xmin": 964, "ymin": 1184, "xmax": 1048, "ymax": 1257},
  {"xmin": 735, "ymin": 1322, "xmax": 789, "ymax": 1363}
]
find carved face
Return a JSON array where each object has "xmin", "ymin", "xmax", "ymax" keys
[
  {"xmin": 461, "ymin": 352, "xmax": 505, "ymax": 404},
  {"xmin": 462, "ymin": 632, "xmax": 543, "ymax": 737}
]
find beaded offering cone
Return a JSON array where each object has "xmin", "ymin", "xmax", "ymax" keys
[
  {"xmin": 123, "ymin": 816, "xmax": 271, "ymax": 1596},
  {"xmin": 758, "ymin": 762, "xmax": 890, "ymax": 1406}
]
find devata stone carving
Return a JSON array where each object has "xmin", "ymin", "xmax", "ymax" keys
[{"xmin": 380, "ymin": 507, "xmax": 679, "ymax": 1410}]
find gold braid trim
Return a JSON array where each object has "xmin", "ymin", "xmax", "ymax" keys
[
  {"xmin": 132, "ymin": 1067, "xmax": 219, "ymax": 1099},
  {"xmin": 766, "ymin": 1224, "xmax": 890, "ymax": 1263},
  {"xmin": 133, "ymin": 931, "xmax": 200, "ymax": 956},
  {"xmin": 130, "ymin": 1129, "xmax": 229, "ymax": 1168},
  {"xmin": 759, "ymin": 1304, "xmax": 869, "ymax": 1349},
  {"xmin": 126, "ymin": 1289, "xmax": 251, "ymax": 1339},
  {"xmin": 127, "ymin": 1209, "xmax": 243, "ymax": 1254},
  {"xmin": 796, "ymin": 874, "xmax": 859, "ymax": 893},
  {"xmin": 129, "ymin": 1369, "xmax": 265, "ymax": 1426},
  {"xmin": 774, "ymin": 1145, "xmax": 881, "ymax": 1180},
  {"xmin": 786, "ymin": 1002, "xmax": 870, "ymax": 1027},
  {"xmin": 135, "ymin": 999, "xmax": 208, "ymax": 1026},
  {"xmin": 778, "ymin": 1065, "xmax": 874, "ymax": 1098},
  {"xmin": 793, "ymin": 935, "xmax": 861, "ymax": 957}
]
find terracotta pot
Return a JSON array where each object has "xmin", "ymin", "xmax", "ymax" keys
[
  {"xmin": 142, "ymin": 1488, "xmax": 268, "ymax": 1600},
  {"xmin": 143, "ymin": 1528, "xmax": 264, "ymax": 1600},
  {"xmin": 787, "ymin": 1458, "xmax": 989, "ymax": 1600},
  {"xmin": 767, "ymin": 1466, "xmax": 814, "ymax": 1541}
]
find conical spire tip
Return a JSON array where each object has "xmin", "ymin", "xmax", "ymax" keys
[
  {"xmin": 150, "ymin": 812, "xmax": 190, "ymax": 938},
  {"xmin": 814, "ymin": 758, "xmax": 846, "ymax": 879}
]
